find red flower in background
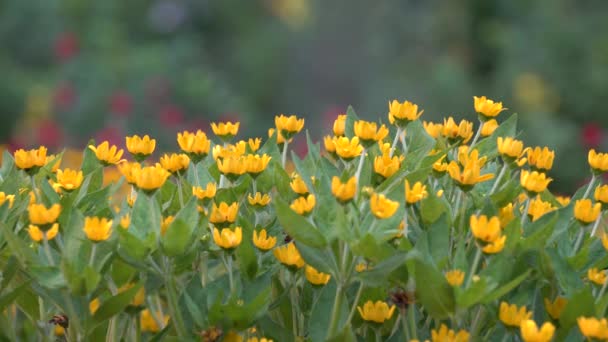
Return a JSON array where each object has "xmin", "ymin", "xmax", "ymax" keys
[
  {"xmin": 95, "ymin": 126, "xmax": 122, "ymax": 147},
  {"xmin": 581, "ymin": 123, "xmax": 603, "ymax": 148},
  {"xmin": 159, "ymin": 105, "xmax": 184, "ymax": 127},
  {"xmin": 323, "ymin": 106, "xmax": 345, "ymax": 132},
  {"xmin": 54, "ymin": 32, "xmax": 79, "ymax": 62},
  {"xmin": 37, "ymin": 119, "xmax": 64, "ymax": 149},
  {"xmin": 110, "ymin": 91, "xmax": 133, "ymax": 117},
  {"xmin": 54, "ymin": 83, "xmax": 76, "ymax": 111}
]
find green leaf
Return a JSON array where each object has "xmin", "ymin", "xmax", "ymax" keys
[
  {"xmin": 90, "ymin": 283, "xmax": 143, "ymax": 330},
  {"xmin": 274, "ymin": 197, "xmax": 327, "ymax": 248},
  {"xmin": 344, "ymin": 106, "xmax": 360, "ymax": 138},
  {"xmin": 412, "ymin": 258, "xmax": 455, "ymax": 319},
  {"xmin": 0, "ymin": 281, "xmax": 30, "ymax": 312},
  {"xmin": 520, "ymin": 211, "xmax": 559, "ymax": 250},
  {"xmin": 475, "ymin": 113, "xmax": 518, "ymax": 158},
  {"xmin": 427, "ymin": 214, "xmax": 450, "ymax": 268},
  {"xmin": 355, "ymin": 253, "xmax": 408, "ymax": 287},
  {"xmin": 131, "ymin": 190, "xmax": 161, "ymax": 241},
  {"xmin": 456, "ymin": 277, "xmax": 496, "ymax": 309},
  {"xmin": 420, "ymin": 195, "xmax": 448, "ymax": 225},
  {"xmin": 235, "ymin": 217, "xmax": 258, "ymax": 279},
  {"xmin": 404, "ymin": 120, "xmax": 436, "ymax": 169},
  {"xmin": 546, "ymin": 249, "xmax": 584, "ymax": 294},
  {"xmin": 556, "ymin": 288, "xmax": 595, "ymax": 340},
  {"xmin": 481, "ymin": 269, "xmax": 532, "ymax": 303},
  {"xmin": 0, "ymin": 256, "xmax": 18, "ymax": 291},
  {"xmin": 297, "ymin": 243, "xmax": 335, "ymax": 275},
  {"xmin": 161, "ymin": 197, "xmax": 198, "ymax": 256}
]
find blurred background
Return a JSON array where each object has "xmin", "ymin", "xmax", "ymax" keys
[{"xmin": 1, "ymin": 0, "xmax": 608, "ymax": 193}]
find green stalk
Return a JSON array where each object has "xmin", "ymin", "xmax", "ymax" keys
[
  {"xmin": 489, "ymin": 163, "xmax": 508, "ymax": 195},
  {"xmin": 89, "ymin": 243, "xmax": 97, "ymax": 268},
  {"xmin": 346, "ymin": 281, "xmax": 364, "ymax": 324},
  {"xmin": 572, "ymin": 228, "xmax": 586, "ymax": 255},
  {"xmin": 290, "ymin": 283, "xmax": 299, "ymax": 339},
  {"xmin": 400, "ymin": 309, "xmax": 411, "ymax": 341},
  {"xmin": 42, "ymin": 235, "xmax": 55, "ymax": 266},
  {"xmin": 408, "ymin": 304, "xmax": 418, "ymax": 340},
  {"xmin": 583, "ymin": 174, "xmax": 598, "ymax": 199},
  {"xmin": 520, "ymin": 198, "xmax": 531, "ymax": 226},
  {"xmin": 176, "ymin": 175, "xmax": 184, "ymax": 208},
  {"xmin": 326, "ymin": 285, "xmax": 345, "ymax": 339},
  {"xmin": 281, "ymin": 140, "xmax": 289, "ymax": 168},
  {"xmin": 354, "ymin": 149, "xmax": 366, "ymax": 198},
  {"xmin": 389, "ymin": 127, "xmax": 402, "ymax": 158},
  {"xmin": 465, "ymin": 246, "xmax": 483, "ymax": 288},
  {"xmin": 597, "ymin": 273, "xmax": 608, "ymax": 301},
  {"xmin": 164, "ymin": 259, "xmax": 187, "ymax": 338},
  {"xmin": 469, "ymin": 120, "xmax": 484, "ymax": 148}
]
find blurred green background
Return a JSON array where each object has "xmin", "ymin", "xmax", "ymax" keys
[{"xmin": 1, "ymin": 0, "xmax": 608, "ymax": 193}]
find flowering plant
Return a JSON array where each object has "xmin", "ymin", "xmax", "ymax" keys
[{"xmin": 0, "ymin": 98, "xmax": 606, "ymax": 341}]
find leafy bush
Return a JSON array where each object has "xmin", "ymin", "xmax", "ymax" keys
[{"xmin": 0, "ymin": 97, "xmax": 607, "ymax": 341}]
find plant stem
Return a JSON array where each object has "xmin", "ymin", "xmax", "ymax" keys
[
  {"xmin": 89, "ymin": 243, "xmax": 97, "ymax": 268},
  {"xmin": 408, "ymin": 304, "xmax": 418, "ymax": 340},
  {"xmin": 282, "ymin": 140, "xmax": 289, "ymax": 168},
  {"xmin": 489, "ymin": 163, "xmax": 508, "ymax": 195},
  {"xmin": 30, "ymin": 175, "xmax": 39, "ymax": 201},
  {"xmin": 591, "ymin": 214, "xmax": 603, "ymax": 237},
  {"xmin": 346, "ymin": 281, "xmax": 364, "ymax": 324},
  {"xmin": 573, "ymin": 228, "xmax": 585, "ymax": 255},
  {"xmin": 374, "ymin": 327, "xmax": 382, "ymax": 342},
  {"xmin": 176, "ymin": 175, "xmax": 184, "ymax": 208},
  {"xmin": 355, "ymin": 149, "xmax": 366, "ymax": 195},
  {"xmin": 583, "ymin": 174, "xmax": 598, "ymax": 199},
  {"xmin": 164, "ymin": 259, "xmax": 187, "ymax": 338},
  {"xmin": 326, "ymin": 284, "xmax": 345, "ymax": 339},
  {"xmin": 469, "ymin": 305, "xmax": 485, "ymax": 338},
  {"xmin": 400, "ymin": 308, "xmax": 411, "ymax": 341},
  {"xmin": 470, "ymin": 120, "xmax": 484, "ymax": 148},
  {"xmin": 221, "ymin": 252, "xmax": 235, "ymax": 295},
  {"xmin": 520, "ymin": 198, "xmax": 531, "ymax": 226},
  {"xmin": 42, "ymin": 235, "xmax": 55, "ymax": 266},
  {"xmin": 290, "ymin": 281, "xmax": 299, "ymax": 340},
  {"xmin": 390, "ymin": 127, "xmax": 401, "ymax": 158},
  {"xmin": 597, "ymin": 274, "xmax": 608, "ymax": 301},
  {"xmin": 465, "ymin": 246, "xmax": 483, "ymax": 288}
]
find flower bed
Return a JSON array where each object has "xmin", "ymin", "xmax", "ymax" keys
[{"xmin": 0, "ymin": 97, "xmax": 607, "ymax": 341}]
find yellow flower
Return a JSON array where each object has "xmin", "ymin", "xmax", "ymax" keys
[
  {"xmin": 214, "ymin": 142, "xmax": 247, "ymax": 160},
  {"xmin": 519, "ymin": 320, "xmax": 554, "ymax": 342},
  {"xmin": 544, "ymin": 297, "xmax": 567, "ymax": 320},
  {"xmin": 499, "ymin": 302, "xmax": 532, "ymax": 327},
  {"xmin": 556, "ymin": 196, "xmax": 571, "ymax": 207},
  {"xmin": 177, "ymin": 130, "xmax": 211, "ymax": 156},
  {"xmin": 160, "ymin": 153, "xmax": 190, "ymax": 173},
  {"xmin": 118, "ymin": 283, "xmax": 145, "ymax": 306},
  {"xmin": 588, "ymin": 268, "xmax": 607, "ymax": 285},
  {"xmin": 209, "ymin": 202, "xmax": 239, "ymax": 225},
  {"xmin": 527, "ymin": 147, "xmax": 554, "ymax": 171},
  {"xmin": 441, "ymin": 117, "xmax": 473, "ymax": 143},
  {"xmin": 56, "ymin": 168, "xmax": 84, "ymax": 191},
  {"xmin": 447, "ymin": 160, "xmax": 494, "ymax": 190},
  {"xmin": 577, "ymin": 317, "xmax": 608, "ymax": 340},
  {"xmin": 481, "ymin": 119, "xmax": 499, "ymax": 137},
  {"xmin": 27, "ymin": 223, "xmax": 59, "ymax": 242},
  {"xmin": 247, "ymin": 338, "xmax": 272, "ymax": 342},
  {"xmin": 324, "ymin": 135, "xmax": 336, "ymax": 153},
  {"xmin": 45, "ymin": 154, "xmax": 62, "ymax": 173},
  {"xmin": 14, "ymin": 146, "xmax": 48, "ymax": 170},
  {"xmin": 211, "ymin": 121, "xmax": 240, "ymax": 138},
  {"xmin": 248, "ymin": 192, "xmax": 271, "ymax": 207},
  {"xmin": 595, "ymin": 185, "xmax": 608, "ymax": 205},
  {"xmin": 29, "ymin": 203, "xmax": 61, "ymax": 225},
  {"xmin": 356, "ymin": 263, "xmax": 369, "ymax": 272},
  {"xmin": 374, "ymin": 154, "xmax": 404, "ymax": 178},
  {"xmin": 120, "ymin": 214, "xmax": 131, "ymax": 229},
  {"xmin": 161, "ymin": 216, "xmax": 174, "ymax": 236},
  {"xmin": 602, "ymin": 232, "xmax": 608, "ymax": 251},
  {"xmin": 290, "ymin": 174, "xmax": 310, "ymax": 194},
  {"xmin": 83, "ymin": 216, "xmax": 113, "ymax": 242},
  {"xmin": 268, "ymin": 128, "xmax": 289, "ymax": 145},
  {"xmin": 305, "ymin": 265, "xmax": 331, "ymax": 285},
  {"xmin": 134, "ymin": 164, "xmax": 171, "ymax": 191},
  {"xmin": 331, "ymin": 176, "xmax": 357, "ymax": 203},
  {"xmin": 528, "ymin": 197, "xmax": 555, "ymax": 222},
  {"xmin": 497, "ymin": 137, "xmax": 527, "ymax": 163},
  {"xmin": 275, "ymin": 114, "xmax": 305, "ymax": 137},
  {"xmin": 520, "ymin": 170, "xmax": 552, "ymax": 194},
  {"xmin": 248, "ymin": 138, "xmax": 262, "ymax": 152},
  {"xmin": 430, "ymin": 324, "xmax": 470, "ymax": 342},
  {"xmin": 332, "ymin": 136, "xmax": 364, "ymax": 160},
  {"xmin": 127, "ymin": 193, "xmax": 136, "ymax": 207},
  {"xmin": 140, "ymin": 309, "xmax": 169, "ymax": 333},
  {"xmin": 433, "ymin": 158, "xmax": 449, "ymax": 173},
  {"xmin": 589, "ymin": 149, "xmax": 608, "ymax": 173},
  {"xmin": 474, "ymin": 96, "xmax": 507, "ymax": 119},
  {"xmin": 357, "ymin": 300, "xmax": 396, "ymax": 323},
  {"xmin": 482, "ymin": 235, "xmax": 506, "ymax": 254},
  {"xmin": 244, "ymin": 154, "xmax": 272, "ymax": 175},
  {"xmin": 333, "ymin": 114, "xmax": 347, "ymax": 136},
  {"xmin": 354, "ymin": 120, "xmax": 389, "ymax": 143},
  {"xmin": 445, "ymin": 269, "xmax": 465, "ymax": 286},
  {"xmin": 125, "ymin": 134, "xmax": 156, "ymax": 157},
  {"xmin": 388, "ymin": 100, "xmax": 423, "ymax": 126},
  {"xmin": 405, "ymin": 180, "xmax": 428, "ymax": 205},
  {"xmin": 470, "ymin": 215, "xmax": 501, "ymax": 243},
  {"xmin": 423, "ymin": 121, "xmax": 443, "ymax": 138},
  {"xmin": 273, "ymin": 243, "xmax": 305, "ymax": 268},
  {"xmin": 574, "ymin": 199, "xmax": 601, "ymax": 224},
  {"xmin": 499, "ymin": 203, "xmax": 515, "ymax": 228},
  {"xmin": 88, "ymin": 141, "xmax": 125, "ymax": 165},
  {"xmin": 253, "ymin": 229, "xmax": 276, "ymax": 251},
  {"xmin": 217, "ymin": 156, "xmax": 247, "ymax": 177},
  {"xmin": 193, "ymin": 183, "xmax": 217, "ymax": 200},
  {"xmin": 213, "ymin": 227, "xmax": 243, "ymax": 249},
  {"xmin": 90, "ymin": 298, "xmax": 100, "ymax": 314},
  {"xmin": 0, "ymin": 192, "xmax": 15, "ymax": 208},
  {"xmin": 370, "ymin": 193, "xmax": 399, "ymax": 219},
  {"xmin": 290, "ymin": 194, "xmax": 316, "ymax": 215},
  {"xmin": 117, "ymin": 161, "xmax": 141, "ymax": 185}
]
